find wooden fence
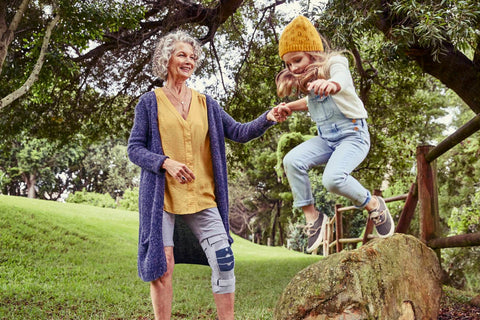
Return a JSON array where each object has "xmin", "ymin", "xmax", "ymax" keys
[{"xmin": 319, "ymin": 113, "xmax": 480, "ymax": 257}]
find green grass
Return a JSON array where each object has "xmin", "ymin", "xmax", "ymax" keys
[{"xmin": 0, "ymin": 195, "xmax": 321, "ymax": 319}]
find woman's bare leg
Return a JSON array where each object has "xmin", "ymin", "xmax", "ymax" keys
[
  {"xmin": 213, "ymin": 292, "xmax": 234, "ymax": 320},
  {"xmin": 150, "ymin": 246, "xmax": 175, "ymax": 320}
]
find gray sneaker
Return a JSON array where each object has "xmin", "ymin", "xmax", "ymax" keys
[
  {"xmin": 305, "ymin": 213, "xmax": 328, "ymax": 253},
  {"xmin": 368, "ymin": 196, "xmax": 395, "ymax": 238}
]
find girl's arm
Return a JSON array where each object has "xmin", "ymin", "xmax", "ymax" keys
[
  {"xmin": 307, "ymin": 79, "xmax": 340, "ymax": 96},
  {"xmin": 308, "ymin": 56, "xmax": 352, "ymax": 96},
  {"xmin": 275, "ymin": 97, "xmax": 308, "ymax": 117}
]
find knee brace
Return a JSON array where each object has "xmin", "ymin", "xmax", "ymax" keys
[{"xmin": 200, "ymin": 234, "xmax": 235, "ymax": 294}]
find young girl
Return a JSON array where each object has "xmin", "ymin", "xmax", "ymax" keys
[{"xmin": 274, "ymin": 16, "xmax": 394, "ymax": 253}]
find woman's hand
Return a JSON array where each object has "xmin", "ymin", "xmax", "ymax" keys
[
  {"xmin": 276, "ymin": 103, "xmax": 292, "ymax": 117},
  {"xmin": 162, "ymin": 158, "xmax": 195, "ymax": 184},
  {"xmin": 268, "ymin": 104, "xmax": 289, "ymax": 123},
  {"xmin": 307, "ymin": 79, "xmax": 340, "ymax": 96},
  {"xmin": 268, "ymin": 102, "xmax": 292, "ymax": 123}
]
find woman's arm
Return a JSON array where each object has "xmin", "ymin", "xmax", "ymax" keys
[
  {"xmin": 206, "ymin": 95, "xmax": 276, "ymax": 143},
  {"xmin": 127, "ymin": 94, "xmax": 167, "ymax": 174}
]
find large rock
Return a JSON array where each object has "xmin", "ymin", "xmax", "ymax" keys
[{"xmin": 275, "ymin": 234, "xmax": 442, "ymax": 320}]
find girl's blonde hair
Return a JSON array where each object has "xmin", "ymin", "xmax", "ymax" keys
[{"xmin": 275, "ymin": 49, "xmax": 348, "ymax": 98}]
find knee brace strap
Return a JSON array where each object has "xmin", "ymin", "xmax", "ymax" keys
[{"xmin": 201, "ymin": 234, "xmax": 235, "ymax": 294}]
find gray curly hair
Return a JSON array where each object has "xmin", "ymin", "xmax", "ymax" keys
[{"xmin": 152, "ymin": 30, "xmax": 204, "ymax": 81}]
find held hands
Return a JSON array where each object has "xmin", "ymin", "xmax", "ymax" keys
[
  {"xmin": 268, "ymin": 103, "xmax": 291, "ymax": 123},
  {"xmin": 162, "ymin": 158, "xmax": 195, "ymax": 184},
  {"xmin": 307, "ymin": 79, "xmax": 340, "ymax": 96}
]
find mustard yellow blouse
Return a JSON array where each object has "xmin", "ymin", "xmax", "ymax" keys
[{"xmin": 155, "ymin": 87, "xmax": 216, "ymax": 214}]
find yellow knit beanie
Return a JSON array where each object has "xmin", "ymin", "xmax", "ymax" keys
[{"xmin": 278, "ymin": 16, "xmax": 323, "ymax": 58}]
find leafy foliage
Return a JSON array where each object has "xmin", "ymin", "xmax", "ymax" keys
[
  {"xmin": 65, "ymin": 188, "xmax": 116, "ymax": 208},
  {"xmin": 442, "ymin": 190, "xmax": 480, "ymax": 291},
  {"xmin": 117, "ymin": 187, "xmax": 140, "ymax": 212}
]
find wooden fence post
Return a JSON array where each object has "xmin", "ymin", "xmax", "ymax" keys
[
  {"xmin": 335, "ymin": 204, "xmax": 343, "ymax": 253},
  {"xmin": 416, "ymin": 145, "xmax": 440, "ymax": 244},
  {"xmin": 395, "ymin": 182, "xmax": 419, "ymax": 233}
]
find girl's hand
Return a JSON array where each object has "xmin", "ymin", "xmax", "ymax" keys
[
  {"xmin": 307, "ymin": 79, "xmax": 340, "ymax": 96},
  {"xmin": 268, "ymin": 103, "xmax": 290, "ymax": 122},
  {"xmin": 267, "ymin": 108, "xmax": 282, "ymax": 122},
  {"xmin": 276, "ymin": 103, "xmax": 292, "ymax": 117},
  {"xmin": 162, "ymin": 158, "xmax": 195, "ymax": 184}
]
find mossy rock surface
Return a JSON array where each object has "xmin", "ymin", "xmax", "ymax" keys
[{"xmin": 275, "ymin": 234, "xmax": 442, "ymax": 320}]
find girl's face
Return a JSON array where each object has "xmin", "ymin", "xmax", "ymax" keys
[
  {"xmin": 283, "ymin": 51, "xmax": 313, "ymax": 74},
  {"xmin": 167, "ymin": 41, "xmax": 197, "ymax": 82}
]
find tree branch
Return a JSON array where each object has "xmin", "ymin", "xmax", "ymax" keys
[
  {"xmin": 369, "ymin": 1, "xmax": 480, "ymax": 114},
  {"xmin": 0, "ymin": 14, "xmax": 60, "ymax": 110},
  {"xmin": 0, "ymin": 0, "xmax": 30, "ymax": 70},
  {"xmin": 73, "ymin": 0, "xmax": 245, "ymax": 63},
  {"xmin": 209, "ymin": 40, "xmax": 228, "ymax": 97}
]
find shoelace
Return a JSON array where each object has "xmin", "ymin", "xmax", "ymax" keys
[
  {"xmin": 370, "ymin": 210, "xmax": 385, "ymax": 225},
  {"xmin": 303, "ymin": 222, "xmax": 319, "ymax": 236}
]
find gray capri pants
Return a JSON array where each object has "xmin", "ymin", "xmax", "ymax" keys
[{"xmin": 162, "ymin": 207, "xmax": 235, "ymax": 294}]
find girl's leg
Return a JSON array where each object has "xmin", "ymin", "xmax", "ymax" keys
[
  {"xmin": 323, "ymin": 136, "xmax": 394, "ymax": 237},
  {"xmin": 283, "ymin": 137, "xmax": 332, "ymax": 251},
  {"xmin": 302, "ymin": 204, "xmax": 319, "ymax": 223},
  {"xmin": 283, "ymin": 136, "xmax": 332, "ymax": 213},
  {"xmin": 322, "ymin": 135, "xmax": 371, "ymax": 207}
]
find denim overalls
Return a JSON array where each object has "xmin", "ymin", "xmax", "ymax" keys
[{"xmin": 283, "ymin": 93, "xmax": 372, "ymax": 208}]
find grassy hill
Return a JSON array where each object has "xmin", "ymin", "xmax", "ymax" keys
[{"xmin": 0, "ymin": 195, "xmax": 321, "ymax": 319}]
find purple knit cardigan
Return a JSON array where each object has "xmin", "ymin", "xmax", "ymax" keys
[{"xmin": 127, "ymin": 90, "xmax": 275, "ymax": 282}]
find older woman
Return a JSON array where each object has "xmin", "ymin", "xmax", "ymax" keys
[{"xmin": 127, "ymin": 30, "xmax": 282, "ymax": 320}]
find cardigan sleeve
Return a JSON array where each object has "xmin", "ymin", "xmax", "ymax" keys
[
  {"xmin": 214, "ymin": 101, "xmax": 276, "ymax": 143},
  {"xmin": 127, "ymin": 92, "xmax": 168, "ymax": 174}
]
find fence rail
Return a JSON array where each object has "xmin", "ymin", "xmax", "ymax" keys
[{"xmin": 321, "ymin": 113, "xmax": 480, "ymax": 257}]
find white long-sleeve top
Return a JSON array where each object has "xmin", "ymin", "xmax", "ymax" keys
[{"xmin": 307, "ymin": 55, "xmax": 368, "ymax": 119}]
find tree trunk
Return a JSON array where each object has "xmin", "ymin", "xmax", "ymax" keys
[
  {"xmin": 24, "ymin": 172, "xmax": 37, "ymax": 199},
  {"xmin": 270, "ymin": 203, "xmax": 278, "ymax": 246}
]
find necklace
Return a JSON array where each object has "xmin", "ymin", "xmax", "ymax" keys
[{"xmin": 164, "ymin": 85, "xmax": 189, "ymax": 108}]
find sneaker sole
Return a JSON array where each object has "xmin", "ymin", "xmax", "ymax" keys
[{"xmin": 306, "ymin": 214, "xmax": 328, "ymax": 253}]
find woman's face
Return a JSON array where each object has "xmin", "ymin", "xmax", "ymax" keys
[
  {"xmin": 167, "ymin": 41, "xmax": 197, "ymax": 82},
  {"xmin": 283, "ymin": 51, "xmax": 312, "ymax": 74}
]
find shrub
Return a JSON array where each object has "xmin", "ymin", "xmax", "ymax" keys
[
  {"xmin": 117, "ymin": 187, "xmax": 139, "ymax": 212},
  {"xmin": 66, "ymin": 189, "xmax": 116, "ymax": 208}
]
